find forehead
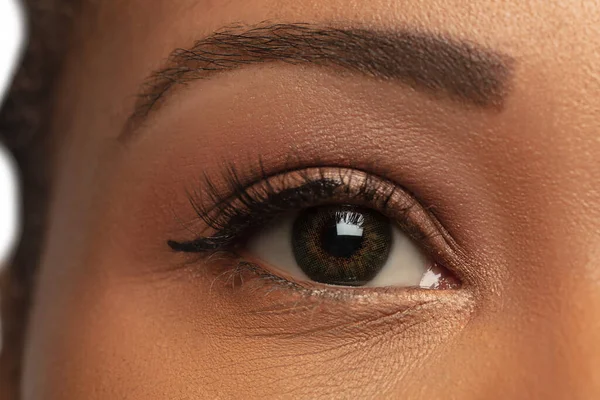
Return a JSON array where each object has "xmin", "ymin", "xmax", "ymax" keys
[
  {"xmin": 86, "ymin": 0, "xmax": 596, "ymax": 50},
  {"xmin": 73, "ymin": 0, "xmax": 599, "ymax": 128}
]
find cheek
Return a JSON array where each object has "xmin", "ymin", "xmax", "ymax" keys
[{"xmin": 24, "ymin": 242, "xmax": 475, "ymax": 399}]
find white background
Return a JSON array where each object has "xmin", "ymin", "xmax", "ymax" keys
[{"xmin": 0, "ymin": 0, "xmax": 24, "ymax": 266}]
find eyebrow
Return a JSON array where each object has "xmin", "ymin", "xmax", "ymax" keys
[{"xmin": 123, "ymin": 23, "xmax": 513, "ymax": 137}]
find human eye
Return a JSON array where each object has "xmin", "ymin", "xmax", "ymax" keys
[{"xmin": 168, "ymin": 165, "xmax": 460, "ymax": 292}]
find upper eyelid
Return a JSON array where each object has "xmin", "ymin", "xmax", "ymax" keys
[
  {"xmin": 195, "ymin": 163, "xmax": 408, "ymax": 219},
  {"xmin": 168, "ymin": 166, "xmax": 458, "ymax": 264},
  {"xmin": 189, "ymin": 166, "xmax": 404, "ymax": 233},
  {"xmin": 170, "ymin": 168, "xmax": 362, "ymax": 251}
]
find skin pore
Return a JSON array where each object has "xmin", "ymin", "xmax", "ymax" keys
[{"xmin": 6, "ymin": 0, "xmax": 600, "ymax": 398}]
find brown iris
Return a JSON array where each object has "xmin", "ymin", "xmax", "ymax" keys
[{"xmin": 291, "ymin": 205, "xmax": 392, "ymax": 286}]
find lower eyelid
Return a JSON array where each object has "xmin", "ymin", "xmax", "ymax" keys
[
  {"xmin": 198, "ymin": 258, "xmax": 474, "ymax": 336},
  {"xmin": 180, "ymin": 260, "xmax": 476, "ymax": 377},
  {"xmin": 201, "ymin": 250, "xmax": 454, "ymax": 302},
  {"xmin": 246, "ymin": 302, "xmax": 432, "ymax": 339}
]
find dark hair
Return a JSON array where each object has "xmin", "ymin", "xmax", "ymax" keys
[{"xmin": 0, "ymin": 1, "xmax": 79, "ymax": 395}]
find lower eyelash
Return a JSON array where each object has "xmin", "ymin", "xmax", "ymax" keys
[
  {"xmin": 209, "ymin": 257, "xmax": 296, "ymax": 290},
  {"xmin": 208, "ymin": 256, "xmax": 408, "ymax": 301}
]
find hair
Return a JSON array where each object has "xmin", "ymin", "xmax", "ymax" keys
[{"xmin": 0, "ymin": 1, "xmax": 80, "ymax": 396}]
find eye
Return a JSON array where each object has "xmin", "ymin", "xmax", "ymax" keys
[
  {"xmin": 246, "ymin": 204, "xmax": 457, "ymax": 288},
  {"xmin": 168, "ymin": 167, "xmax": 462, "ymax": 291}
]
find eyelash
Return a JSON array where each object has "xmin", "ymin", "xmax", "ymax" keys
[
  {"xmin": 168, "ymin": 162, "xmax": 452, "ymax": 279},
  {"xmin": 169, "ymin": 165, "xmax": 344, "ymax": 252}
]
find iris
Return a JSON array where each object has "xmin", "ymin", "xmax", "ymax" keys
[{"xmin": 291, "ymin": 206, "xmax": 392, "ymax": 286}]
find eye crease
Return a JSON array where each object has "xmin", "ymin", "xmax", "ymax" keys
[{"xmin": 168, "ymin": 165, "xmax": 460, "ymax": 291}]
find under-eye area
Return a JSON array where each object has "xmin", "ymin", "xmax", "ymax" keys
[{"xmin": 168, "ymin": 165, "xmax": 463, "ymax": 295}]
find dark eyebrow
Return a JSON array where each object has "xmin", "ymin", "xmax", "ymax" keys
[{"xmin": 123, "ymin": 23, "xmax": 513, "ymax": 137}]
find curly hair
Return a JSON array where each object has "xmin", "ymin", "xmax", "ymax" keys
[{"xmin": 0, "ymin": 1, "xmax": 80, "ymax": 397}]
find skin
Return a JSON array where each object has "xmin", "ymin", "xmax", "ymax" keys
[{"xmin": 10, "ymin": 0, "xmax": 600, "ymax": 398}]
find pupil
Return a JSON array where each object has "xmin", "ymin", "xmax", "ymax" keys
[
  {"xmin": 291, "ymin": 205, "xmax": 392, "ymax": 286},
  {"xmin": 321, "ymin": 215, "xmax": 364, "ymax": 258}
]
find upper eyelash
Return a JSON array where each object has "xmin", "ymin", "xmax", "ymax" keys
[
  {"xmin": 167, "ymin": 162, "xmax": 432, "ymax": 254},
  {"xmin": 169, "ymin": 175, "xmax": 340, "ymax": 251}
]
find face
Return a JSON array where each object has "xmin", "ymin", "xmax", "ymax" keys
[{"xmin": 20, "ymin": 0, "xmax": 600, "ymax": 398}]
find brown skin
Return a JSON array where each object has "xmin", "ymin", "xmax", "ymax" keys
[{"xmin": 10, "ymin": 0, "xmax": 600, "ymax": 398}]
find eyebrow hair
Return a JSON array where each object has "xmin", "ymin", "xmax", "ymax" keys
[{"xmin": 123, "ymin": 23, "xmax": 513, "ymax": 137}]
